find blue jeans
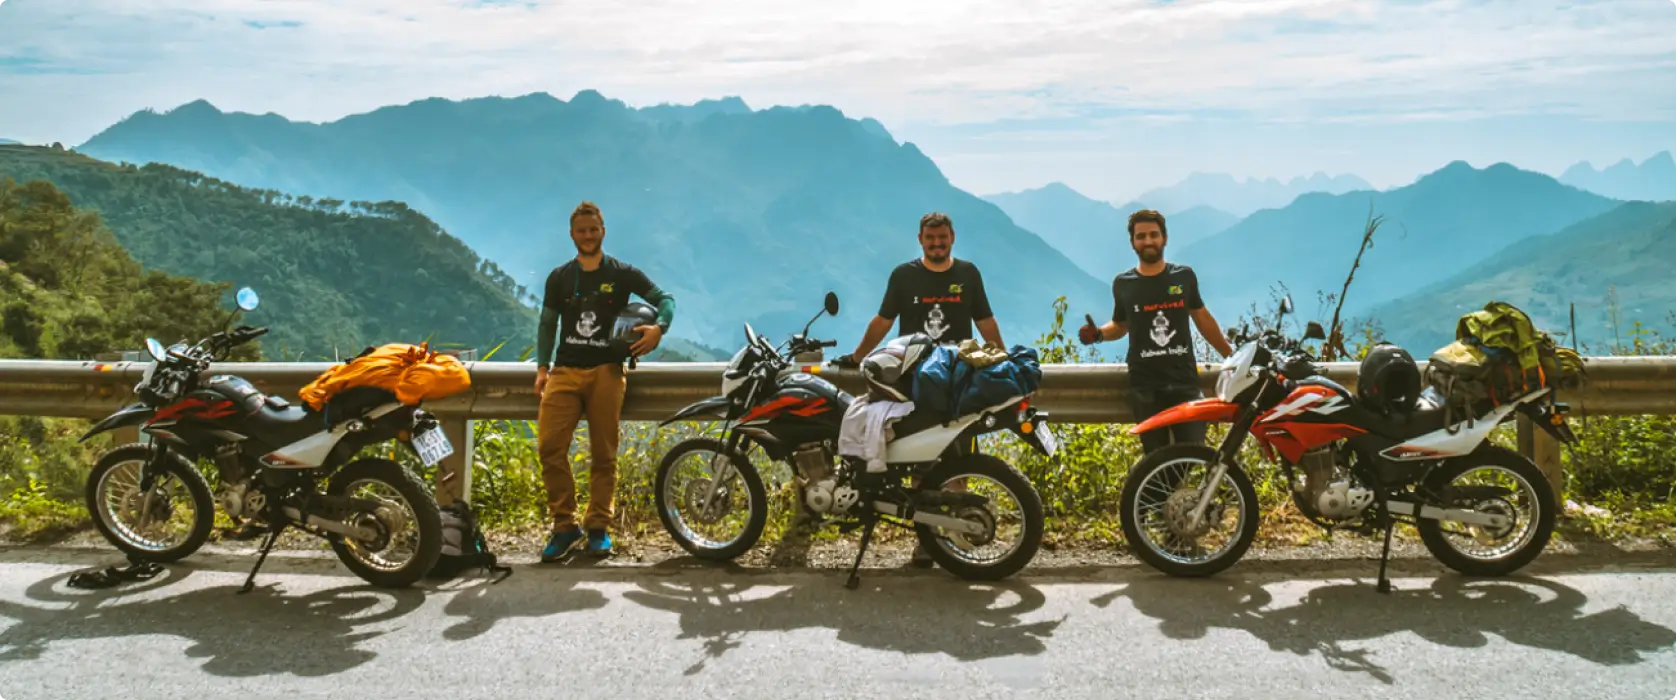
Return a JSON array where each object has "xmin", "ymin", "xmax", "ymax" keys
[{"xmin": 1127, "ymin": 384, "xmax": 1207, "ymax": 454}]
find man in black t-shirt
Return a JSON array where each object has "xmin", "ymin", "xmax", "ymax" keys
[
  {"xmin": 838, "ymin": 211, "xmax": 1002, "ymax": 568},
  {"xmin": 533, "ymin": 201, "xmax": 676, "ymax": 562},
  {"xmin": 1079, "ymin": 209, "xmax": 1233, "ymax": 453},
  {"xmin": 840, "ymin": 211, "xmax": 1004, "ymax": 362}
]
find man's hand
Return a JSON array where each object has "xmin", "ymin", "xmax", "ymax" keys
[
  {"xmin": 833, "ymin": 353, "xmax": 860, "ymax": 368},
  {"xmin": 1078, "ymin": 314, "xmax": 1101, "ymax": 345},
  {"xmin": 630, "ymin": 324, "xmax": 664, "ymax": 357},
  {"xmin": 534, "ymin": 366, "xmax": 549, "ymax": 395}
]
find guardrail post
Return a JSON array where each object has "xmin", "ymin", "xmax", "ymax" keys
[
  {"xmin": 434, "ymin": 418, "xmax": 475, "ymax": 506},
  {"xmin": 1516, "ymin": 415, "xmax": 1564, "ymax": 498}
]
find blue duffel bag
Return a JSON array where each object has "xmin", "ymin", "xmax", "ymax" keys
[{"xmin": 913, "ymin": 345, "xmax": 1043, "ymax": 421}]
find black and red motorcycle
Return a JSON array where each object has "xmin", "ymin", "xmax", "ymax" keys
[
  {"xmin": 650, "ymin": 292, "xmax": 1049, "ymax": 588},
  {"xmin": 1116, "ymin": 295, "xmax": 1573, "ymax": 593},
  {"xmin": 77, "ymin": 287, "xmax": 445, "ymax": 592}
]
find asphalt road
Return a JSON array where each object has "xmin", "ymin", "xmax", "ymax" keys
[{"xmin": 1, "ymin": 546, "xmax": 1674, "ymax": 700}]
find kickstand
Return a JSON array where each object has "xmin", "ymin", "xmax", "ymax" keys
[
  {"xmin": 844, "ymin": 516, "xmax": 879, "ymax": 590},
  {"xmin": 239, "ymin": 525, "xmax": 284, "ymax": 595},
  {"xmin": 1375, "ymin": 502, "xmax": 1395, "ymax": 595}
]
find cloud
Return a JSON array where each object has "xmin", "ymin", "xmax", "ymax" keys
[{"xmin": 0, "ymin": 0, "xmax": 1670, "ymax": 197}]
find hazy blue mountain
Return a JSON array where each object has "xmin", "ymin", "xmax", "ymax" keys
[
  {"xmin": 75, "ymin": 91, "xmax": 1110, "ymax": 350},
  {"xmin": 0, "ymin": 139, "xmax": 17, "ymax": 145},
  {"xmin": 983, "ymin": 182, "xmax": 1239, "ymax": 281},
  {"xmin": 1172, "ymin": 161, "xmax": 1624, "ymax": 327},
  {"xmin": 1366, "ymin": 201, "xmax": 1676, "ymax": 356},
  {"xmin": 1129, "ymin": 171, "xmax": 1373, "ymax": 218},
  {"xmin": 1559, "ymin": 151, "xmax": 1676, "ymax": 203}
]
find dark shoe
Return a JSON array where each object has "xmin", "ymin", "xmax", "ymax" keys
[
  {"xmin": 541, "ymin": 527, "xmax": 584, "ymax": 562},
  {"xmin": 911, "ymin": 544, "xmax": 935, "ymax": 568},
  {"xmin": 586, "ymin": 529, "xmax": 613, "ymax": 557}
]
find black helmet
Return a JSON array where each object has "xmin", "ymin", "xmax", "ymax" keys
[
  {"xmin": 1357, "ymin": 343, "xmax": 1421, "ymax": 417},
  {"xmin": 611, "ymin": 302, "xmax": 658, "ymax": 359}
]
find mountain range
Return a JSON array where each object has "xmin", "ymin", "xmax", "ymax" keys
[
  {"xmin": 72, "ymin": 91, "xmax": 1113, "ymax": 352},
  {"xmin": 1122, "ymin": 171, "xmax": 1373, "ymax": 218},
  {"xmin": 1559, "ymin": 151, "xmax": 1676, "ymax": 203},
  {"xmin": 982, "ymin": 182, "xmax": 1240, "ymax": 281},
  {"xmin": 1368, "ymin": 201, "xmax": 1676, "ymax": 355},
  {"xmin": 1171, "ymin": 161, "xmax": 1625, "ymax": 330}
]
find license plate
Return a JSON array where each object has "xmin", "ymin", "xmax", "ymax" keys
[
  {"xmin": 1035, "ymin": 420, "xmax": 1058, "ymax": 456},
  {"xmin": 413, "ymin": 426, "xmax": 454, "ymax": 467}
]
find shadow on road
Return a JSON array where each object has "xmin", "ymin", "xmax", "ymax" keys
[
  {"xmin": 0, "ymin": 563, "xmax": 425, "ymax": 677},
  {"xmin": 1095, "ymin": 573, "xmax": 1676, "ymax": 684},
  {"xmin": 620, "ymin": 557, "xmax": 1065, "ymax": 675},
  {"xmin": 434, "ymin": 573, "xmax": 610, "ymax": 642}
]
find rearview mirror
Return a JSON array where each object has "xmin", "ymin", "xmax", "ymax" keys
[
  {"xmin": 1304, "ymin": 321, "xmax": 1326, "ymax": 341},
  {"xmin": 236, "ymin": 287, "xmax": 260, "ymax": 312},
  {"xmin": 1279, "ymin": 295, "xmax": 1294, "ymax": 315},
  {"xmin": 145, "ymin": 337, "xmax": 166, "ymax": 362},
  {"xmin": 824, "ymin": 291, "xmax": 839, "ymax": 316}
]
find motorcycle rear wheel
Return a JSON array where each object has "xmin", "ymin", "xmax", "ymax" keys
[
  {"xmin": 324, "ymin": 458, "xmax": 443, "ymax": 589},
  {"xmin": 1416, "ymin": 444, "xmax": 1556, "ymax": 577},
  {"xmin": 84, "ymin": 443, "xmax": 214, "ymax": 563},
  {"xmin": 914, "ymin": 453, "xmax": 1045, "ymax": 581},
  {"xmin": 1118, "ymin": 444, "xmax": 1260, "ymax": 578}
]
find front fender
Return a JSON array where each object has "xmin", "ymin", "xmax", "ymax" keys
[
  {"xmin": 1129, "ymin": 398, "xmax": 1239, "ymax": 435},
  {"xmin": 79, "ymin": 403, "xmax": 156, "ymax": 442},
  {"xmin": 658, "ymin": 396, "xmax": 733, "ymax": 426}
]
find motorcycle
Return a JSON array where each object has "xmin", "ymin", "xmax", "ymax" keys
[
  {"xmin": 1116, "ymin": 294, "xmax": 1570, "ymax": 593},
  {"xmin": 78, "ymin": 287, "xmax": 446, "ymax": 593},
  {"xmin": 651, "ymin": 292, "xmax": 1050, "ymax": 588}
]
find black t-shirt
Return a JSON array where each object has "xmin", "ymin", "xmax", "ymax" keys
[
  {"xmin": 878, "ymin": 258, "xmax": 994, "ymax": 344},
  {"xmin": 1112, "ymin": 263, "xmax": 1204, "ymax": 388},
  {"xmin": 543, "ymin": 256, "xmax": 657, "ymax": 368}
]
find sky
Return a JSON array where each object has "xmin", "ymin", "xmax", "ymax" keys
[{"xmin": 0, "ymin": 0, "xmax": 1673, "ymax": 202}]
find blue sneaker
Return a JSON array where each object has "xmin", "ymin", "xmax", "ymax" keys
[
  {"xmin": 541, "ymin": 527, "xmax": 584, "ymax": 562},
  {"xmin": 586, "ymin": 529, "xmax": 613, "ymax": 557}
]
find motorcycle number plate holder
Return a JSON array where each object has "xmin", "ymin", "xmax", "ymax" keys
[
  {"xmin": 1036, "ymin": 419, "xmax": 1058, "ymax": 457},
  {"xmin": 413, "ymin": 425, "xmax": 454, "ymax": 467}
]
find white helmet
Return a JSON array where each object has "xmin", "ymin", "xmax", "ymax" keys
[{"xmin": 862, "ymin": 333, "xmax": 935, "ymax": 402}]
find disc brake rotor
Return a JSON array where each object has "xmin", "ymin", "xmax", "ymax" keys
[
  {"xmin": 1163, "ymin": 488, "xmax": 1224, "ymax": 539},
  {"xmin": 1467, "ymin": 498, "xmax": 1518, "ymax": 543},
  {"xmin": 946, "ymin": 505, "xmax": 997, "ymax": 548},
  {"xmin": 683, "ymin": 477, "xmax": 733, "ymax": 525}
]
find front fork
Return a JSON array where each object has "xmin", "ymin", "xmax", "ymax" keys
[
  {"xmin": 694, "ymin": 429, "xmax": 746, "ymax": 519},
  {"xmin": 1184, "ymin": 401, "xmax": 1260, "ymax": 532}
]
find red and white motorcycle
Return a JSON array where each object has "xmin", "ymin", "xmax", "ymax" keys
[{"xmin": 1116, "ymin": 295, "xmax": 1573, "ymax": 593}]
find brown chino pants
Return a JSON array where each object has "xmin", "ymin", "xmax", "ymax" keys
[{"xmin": 537, "ymin": 364, "xmax": 626, "ymax": 532}]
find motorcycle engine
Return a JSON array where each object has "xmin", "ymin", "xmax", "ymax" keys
[
  {"xmin": 792, "ymin": 444, "xmax": 831, "ymax": 483},
  {"xmin": 802, "ymin": 454, "xmax": 860, "ymax": 516},
  {"xmin": 1298, "ymin": 445, "xmax": 1373, "ymax": 520},
  {"xmin": 213, "ymin": 445, "xmax": 261, "ymax": 519}
]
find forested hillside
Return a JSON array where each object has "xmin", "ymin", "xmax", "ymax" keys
[{"xmin": 0, "ymin": 144, "xmax": 538, "ymax": 359}]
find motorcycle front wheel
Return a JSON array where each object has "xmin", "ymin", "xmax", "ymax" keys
[
  {"xmin": 84, "ymin": 443, "xmax": 215, "ymax": 563},
  {"xmin": 654, "ymin": 437, "xmax": 768, "ymax": 561},
  {"xmin": 1118, "ymin": 444, "xmax": 1260, "ymax": 578},
  {"xmin": 325, "ymin": 458, "xmax": 443, "ymax": 589},
  {"xmin": 914, "ymin": 453, "xmax": 1045, "ymax": 581}
]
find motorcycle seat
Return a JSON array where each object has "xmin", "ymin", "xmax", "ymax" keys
[
  {"xmin": 247, "ymin": 401, "xmax": 323, "ymax": 447},
  {"xmin": 1360, "ymin": 402, "xmax": 1452, "ymax": 442}
]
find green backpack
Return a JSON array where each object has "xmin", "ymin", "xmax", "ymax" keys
[{"xmin": 1424, "ymin": 301, "xmax": 1586, "ymax": 418}]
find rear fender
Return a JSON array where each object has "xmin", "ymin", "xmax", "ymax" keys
[
  {"xmin": 658, "ymin": 396, "xmax": 733, "ymax": 426},
  {"xmin": 79, "ymin": 403, "xmax": 156, "ymax": 442},
  {"xmin": 1129, "ymin": 398, "xmax": 1239, "ymax": 435}
]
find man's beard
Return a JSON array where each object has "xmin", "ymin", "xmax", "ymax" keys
[
  {"xmin": 1136, "ymin": 246, "xmax": 1163, "ymax": 263},
  {"xmin": 575, "ymin": 240, "xmax": 601, "ymax": 256},
  {"xmin": 925, "ymin": 248, "xmax": 949, "ymax": 263}
]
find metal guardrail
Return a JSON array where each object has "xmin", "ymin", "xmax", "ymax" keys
[
  {"xmin": 1, "ymin": 356, "xmax": 1673, "ymax": 422},
  {"xmin": 3, "ymin": 355, "xmax": 1672, "ymax": 502}
]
